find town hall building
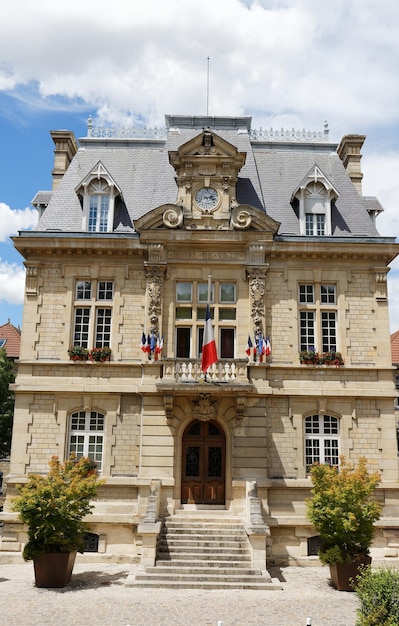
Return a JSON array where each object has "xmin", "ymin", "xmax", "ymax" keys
[{"xmin": 1, "ymin": 114, "xmax": 398, "ymax": 582}]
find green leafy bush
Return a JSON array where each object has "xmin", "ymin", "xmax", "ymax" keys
[
  {"xmin": 306, "ymin": 456, "xmax": 382, "ymax": 564},
  {"xmin": 12, "ymin": 455, "xmax": 103, "ymax": 560},
  {"xmin": 355, "ymin": 565, "xmax": 399, "ymax": 625}
]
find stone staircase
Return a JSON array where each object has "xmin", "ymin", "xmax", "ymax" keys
[{"xmin": 130, "ymin": 512, "xmax": 282, "ymax": 589}]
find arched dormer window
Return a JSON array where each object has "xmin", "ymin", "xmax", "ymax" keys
[
  {"xmin": 76, "ymin": 162, "xmax": 121, "ymax": 233},
  {"xmin": 292, "ymin": 166, "xmax": 338, "ymax": 237}
]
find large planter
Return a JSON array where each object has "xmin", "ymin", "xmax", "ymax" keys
[
  {"xmin": 33, "ymin": 551, "xmax": 77, "ymax": 588},
  {"xmin": 329, "ymin": 555, "xmax": 372, "ymax": 591}
]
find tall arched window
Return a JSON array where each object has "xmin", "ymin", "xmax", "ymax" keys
[
  {"xmin": 305, "ymin": 414, "xmax": 339, "ymax": 472},
  {"xmin": 68, "ymin": 410, "xmax": 105, "ymax": 471}
]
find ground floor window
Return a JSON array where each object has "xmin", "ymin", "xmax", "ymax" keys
[
  {"xmin": 305, "ymin": 414, "xmax": 339, "ymax": 472},
  {"xmin": 68, "ymin": 410, "xmax": 105, "ymax": 471}
]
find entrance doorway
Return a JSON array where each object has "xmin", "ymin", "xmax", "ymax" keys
[{"xmin": 181, "ymin": 419, "xmax": 226, "ymax": 505}]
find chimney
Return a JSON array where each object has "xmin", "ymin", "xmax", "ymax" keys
[
  {"xmin": 336, "ymin": 134, "xmax": 366, "ymax": 195},
  {"xmin": 50, "ymin": 130, "xmax": 78, "ymax": 191}
]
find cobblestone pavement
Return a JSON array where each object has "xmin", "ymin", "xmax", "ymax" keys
[{"xmin": 0, "ymin": 560, "xmax": 360, "ymax": 626}]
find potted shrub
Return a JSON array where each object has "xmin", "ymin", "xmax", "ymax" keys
[
  {"xmin": 68, "ymin": 346, "xmax": 89, "ymax": 361},
  {"xmin": 12, "ymin": 454, "xmax": 103, "ymax": 588},
  {"xmin": 89, "ymin": 346, "xmax": 112, "ymax": 362},
  {"xmin": 306, "ymin": 456, "xmax": 382, "ymax": 591}
]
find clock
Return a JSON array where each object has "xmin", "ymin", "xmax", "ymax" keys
[{"xmin": 195, "ymin": 187, "xmax": 219, "ymax": 211}]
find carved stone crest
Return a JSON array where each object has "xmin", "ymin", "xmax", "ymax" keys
[{"xmin": 192, "ymin": 394, "xmax": 217, "ymax": 422}]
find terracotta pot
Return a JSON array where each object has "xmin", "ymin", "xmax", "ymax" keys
[
  {"xmin": 329, "ymin": 555, "xmax": 371, "ymax": 591},
  {"xmin": 33, "ymin": 551, "xmax": 77, "ymax": 588}
]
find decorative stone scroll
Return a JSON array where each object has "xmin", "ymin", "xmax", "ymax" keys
[
  {"xmin": 25, "ymin": 265, "xmax": 38, "ymax": 296},
  {"xmin": 142, "ymin": 480, "xmax": 161, "ymax": 524},
  {"xmin": 192, "ymin": 394, "xmax": 218, "ymax": 422},
  {"xmin": 236, "ymin": 395, "xmax": 246, "ymax": 428},
  {"xmin": 145, "ymin": 265, "xmax": 166, "ymax": 336},
  {"xmin": 247, "ymin": 267, "xmax": 268, "ymax": 340},
  {"xmin": 163, "ymin": 206, "xmax": 183, "ymax": 229},
  {"xmin": 246, "ymin": 481, "xmax": 268, "ymax": 530},
  {"xmin": 375, "ymin": 271, "xmax": 388, "ymax": 302},
  {"xmin": 231, "ymin": 206, "xmax": 252, "ymax": 229},
  {"xmin": 164, "ymin": 394, "xmax": 174, "ymax": 423}
]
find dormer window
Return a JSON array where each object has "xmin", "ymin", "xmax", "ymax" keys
[
  {"xmin": 292, "ymin": 166, "xmax": 338, "ymax": 237},
  {"xmin": 88, "ymin": 179, "xmax": 111, "ymax": 232},
  {"xmin": 76, "ymin": 162, "xmax": 121, "ymax": 233}
]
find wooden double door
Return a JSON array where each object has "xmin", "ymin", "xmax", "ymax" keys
[{"xmin": 181, "ymin": 419, "xmax": 226, "ymax": 505}]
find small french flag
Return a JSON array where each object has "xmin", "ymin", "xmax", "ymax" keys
[{"xmin": 246, "ymin": 335, "xmax": 253, "ymax": 356}]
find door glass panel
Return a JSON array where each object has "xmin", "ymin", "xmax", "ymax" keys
[
  {"xmin": 176, "ymin": 327, "xmax": 191, "ymax": 358},
  {"xmin": 185, "ymin": 446, "xmax": 200, "ymax": 477},
  {"xmin": 188, "ymin": 422, "xmax": 201, "ymax": 436},
  {"xmin": 220, "ymin": 328, "xmax": 234, "ymax": 358},
  {"xmin": 208, "ymin": 422, "xmax": 221, "ymax": 436},
  {"xmin": 208, "ymin": 446, "xmax": 222, "ymax": 477}
]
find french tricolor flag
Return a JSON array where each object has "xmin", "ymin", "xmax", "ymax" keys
[
  {"xmin": 201, "ymin": 304, "xmax": 218, "ymax": 372},
  {"xmin": 246, "ymin": 335, "xmax": 253, "ymax": 356}
]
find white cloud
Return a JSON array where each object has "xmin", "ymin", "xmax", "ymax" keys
[
  {"xmin": 0, "ymin": 260, "xmax": 25, "ymax": 304},
  {"xmin": 0, "ymin": 203, "xmax": 38, "ymax": 242},
  {"xmin": 0, "ymin": 0, "xmax": 399, "ymax": 133}
]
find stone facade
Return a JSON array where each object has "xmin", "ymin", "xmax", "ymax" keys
[{"xmin": 1, "ymin": 116, "xmax": 398, "ymax": 566}]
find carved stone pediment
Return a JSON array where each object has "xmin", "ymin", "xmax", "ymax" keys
[{"xmin": 169, "ymin": 129, "xmax": 246, "ymax": 172}]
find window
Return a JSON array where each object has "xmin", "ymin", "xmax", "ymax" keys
[
  {"xmin": 77, "ymin": 162, "xmax": 122, "ymax": 233},
  {"xmin": 89, "ymin": 191, "xmax": 110, "ymax": 232},
  {"xmin": 73, "ymin": 280, "xmax": 113, "ymax": 348},
  {"xmin": 175, "ymin": 281, "xmax": 236, "ymax": 359},
  {"xmin": 292, "ymin": 166, "xmax": 338, "ymax": 237},
  {"xmin": 299, "ymin": 283, "xmax": 337, "ymax": 352},
  {"xmin": 68, "ymin": 410, "xmax": 105, "ymax": 471},
  {"xmin": 306, "ymin": 213, "xmax": 325, "ymax": 236},
  {"xmin": 305, "ymin": 414, "xmax": 339, "ymax": 471}
]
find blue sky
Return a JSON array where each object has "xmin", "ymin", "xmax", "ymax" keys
[{"xmin": 1, "ymin": 0, "xmax": 399, "ymax": 332}]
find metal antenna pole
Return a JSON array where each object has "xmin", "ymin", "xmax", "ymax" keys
[{"xmin": 206, "ymin": 56, "xmax": 210, "ymax": 116}]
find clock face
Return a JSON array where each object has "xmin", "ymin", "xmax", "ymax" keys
[{"xmin": 195, "ymin": 187, "xmax": 219, "ymax": 211}]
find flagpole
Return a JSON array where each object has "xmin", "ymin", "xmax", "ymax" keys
[{"xmin": 207, "ymin": 274, "xmax": 212, "ymax": 304}]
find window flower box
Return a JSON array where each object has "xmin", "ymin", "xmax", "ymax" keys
[
  {"xmin": 68, "ymin": 346, "xmax": 89, "ymax": 361},
  {"xmin": 299, "ymin": 349, "xmax": 319, "ymax": 364},
  {"xmin": 89, "ymin": 347, "xmax": 112, "ymax": 362},
  {"xmin": 320, "ymin": 351, "xmax": 345, "ymax": 366},
  {"xmin": 299, "ymin": 349, "xmax": 344, "ymax": 366}
]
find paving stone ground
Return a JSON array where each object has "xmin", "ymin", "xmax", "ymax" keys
[{"xmin": 0, "ymin": 559, "xmax": 361, "ymax": 626}]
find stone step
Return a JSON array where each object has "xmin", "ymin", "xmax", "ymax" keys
[
  {"xmin": 163, "ymin": 529, "xmax": 247, "ymax": 539},
  {"xmin": 134, "ymin": 571, "xmax": 267, "ymax": 584},
  {"xmin": 164, "ymin": 522, "xmax": 245, "ymax": 530},
  {"xmin": 142, "ymin": 565, "xmax": 259, "ymax": 576},
  {"xmin": 130, "ymin": 513, "xmax": 276, "ymax": 589},
  {"xmin": 158, "ymin": 543, "xmax": 250, "ymax": 553},
  {"xmin": 158, "ymin": 538, "xmax": 248, "ymax": 548},
  {"xmin": 156, "ymin": 559, "xmax": 252, "ymax": 568},
  {"xmin": 157, "ymin": 544, "xmax": 250, "ymax": 558},
  {"xmin": 128, "ymin": 577, "xmax": 282, "ymax": 590}
]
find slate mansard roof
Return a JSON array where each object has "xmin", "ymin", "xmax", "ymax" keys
[{"xmin": 35, "ymin": 115, "xmax": 382, "ymax": 238}]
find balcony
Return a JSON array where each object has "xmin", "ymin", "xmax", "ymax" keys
[{"xmin": 157, "ymin": 358, "xmax": 254, "ymax": 391}]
